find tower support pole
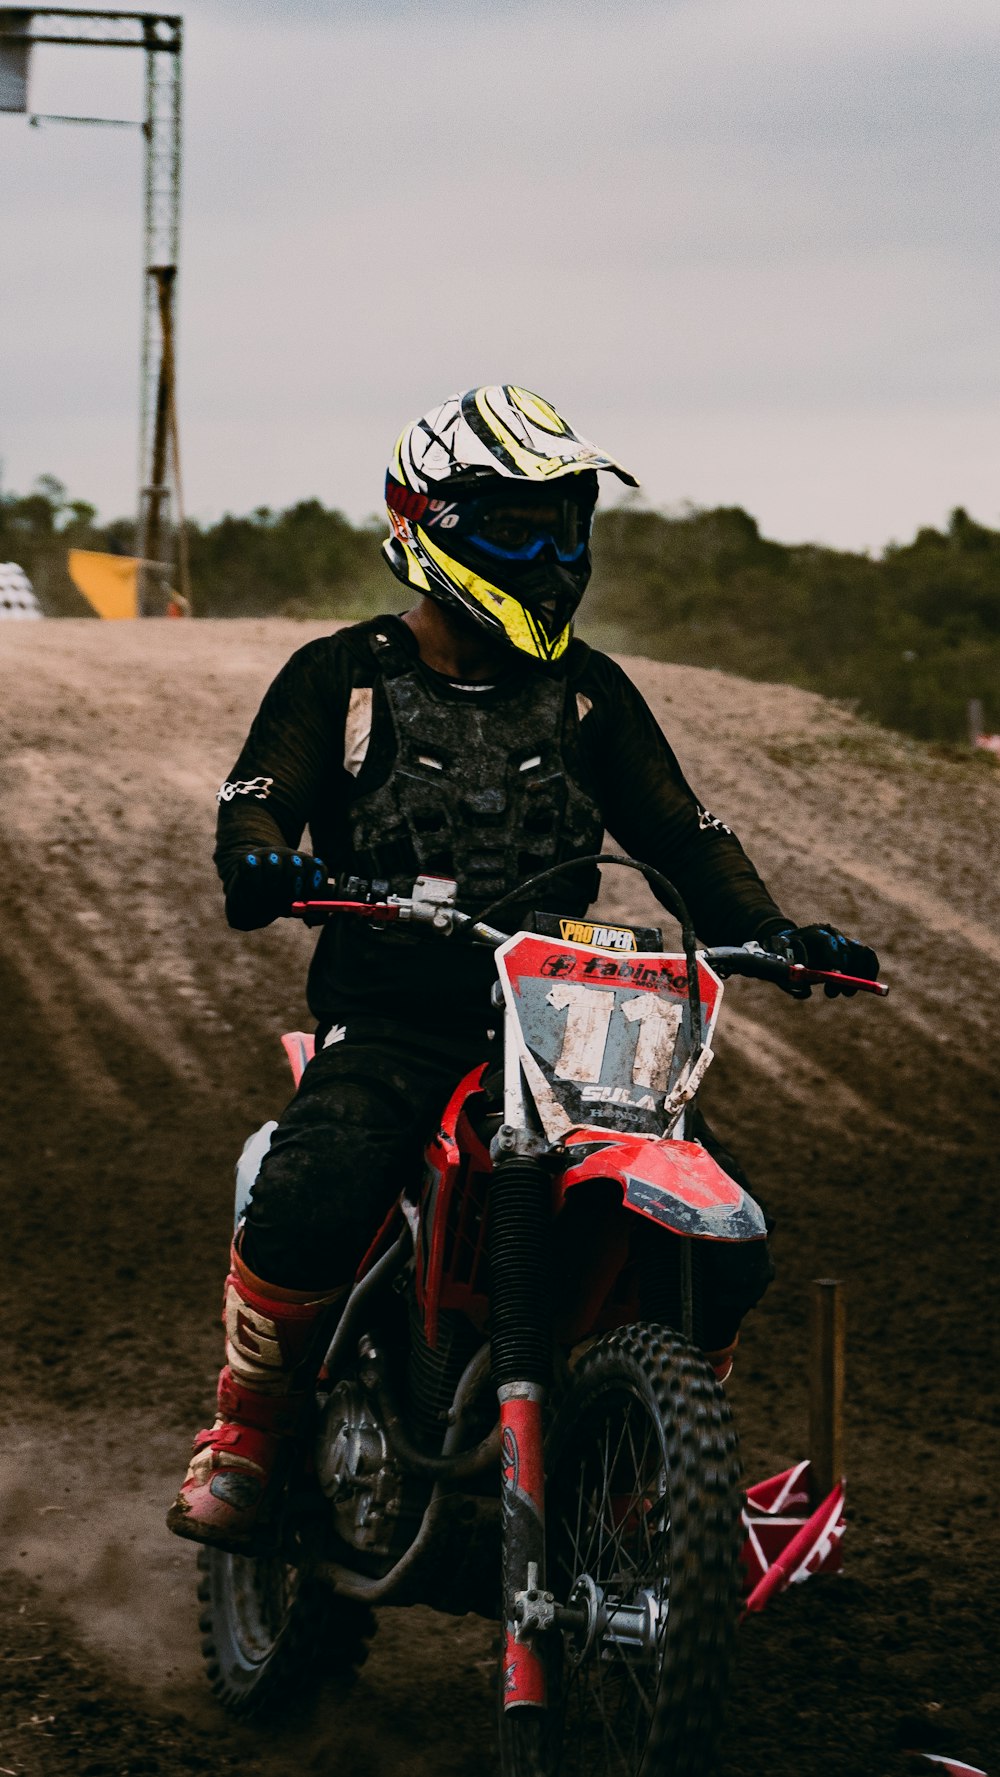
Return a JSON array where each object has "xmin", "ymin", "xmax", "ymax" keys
[{"xmin": 136, "ymin": 15, "xmax": 182, "ymax": 612}]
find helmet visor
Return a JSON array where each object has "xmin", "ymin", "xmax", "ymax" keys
[{"xmin": 422, "ymin": 482, "xmax": 596, "ymax": 567}]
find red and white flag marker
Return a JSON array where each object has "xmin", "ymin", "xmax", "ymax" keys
[
  {"xmin": 741, "ymin": 1459, "xmax": 845, "ymax": 1612},
  {"xmin": 918, "ymin": 1759, "xmax": 987, "ymax": 1777}
]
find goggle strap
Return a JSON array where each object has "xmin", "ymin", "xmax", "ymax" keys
[{"xmin": 385, "ymin": 476, "xmax": 429, "ymax": 523}]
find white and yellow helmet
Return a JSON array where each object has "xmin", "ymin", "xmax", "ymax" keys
[{"xmin": 383, "ymin": 385, "xmax": 638, "ymax": 663}]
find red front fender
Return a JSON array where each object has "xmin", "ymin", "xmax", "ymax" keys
[{"xmin": 560, "ymin": 1130, "xmax": 767, "ymax": 1242}]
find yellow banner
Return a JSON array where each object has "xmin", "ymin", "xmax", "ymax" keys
[{"xmin": 68, "ymin": 549, "xmax": 139, "ymax": 621}]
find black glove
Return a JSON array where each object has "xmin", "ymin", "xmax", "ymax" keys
[
  {"xmin": 767, "ymin": 922, "xmax": 880, "ymax": 998},
  {"xmin": 225, "ymin": 848, "xmax": 327, "ymax": 931}
]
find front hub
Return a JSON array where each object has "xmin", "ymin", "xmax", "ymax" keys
[{"xmin": 564, "ymin": 1573, "xmax": 667, "ymax": 1662}]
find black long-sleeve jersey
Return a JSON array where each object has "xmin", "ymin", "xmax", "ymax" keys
[{"xmin": 215, "ymin": 616, "xmax": 787, "ymax": 1035}]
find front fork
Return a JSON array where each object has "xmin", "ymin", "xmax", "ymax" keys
[
  {"xmin": 489, "ymin": 1154, "xmax": 554, "ymax": 1712},
  {"xmin": 492, "ymin": 1162, "xmax": 687, "ymax": 1706},
  {"xmin": 500, "ymin": 1383, "xmax": 549, "ymax": 1708}
]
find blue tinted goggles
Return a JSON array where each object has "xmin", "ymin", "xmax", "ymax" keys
[{"xmin": 425, "ymin": 491, "xmax": 594, "ymax": 565}]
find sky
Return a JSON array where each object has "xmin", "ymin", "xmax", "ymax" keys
[{"xmin": 2, "ymin": 0, "xmax": 998, "ymax": 551}]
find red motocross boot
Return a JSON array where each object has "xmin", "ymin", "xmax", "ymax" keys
[
  {"xmin": 166, "ymin": 1242, "xmax": 343, "ymax": 1554},
  {"xmin": 704, "ymin": 1336, "xmax": 739, "ymax": 1384}
]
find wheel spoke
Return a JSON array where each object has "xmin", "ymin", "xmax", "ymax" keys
[
  {"xmin": 578, "ymin": 1417, "xmax": 610, "ymax": 1579},
  {"xmin": 571, "ymin": 1446, "xmax": 588, "ymax": 1576},
  {"xmin": 607, "ymin": 1417, "xmax": 665, "ymax": 1589},
  {"xmin": 590, "ymin": 1653, "xmax": 635, "ymax": 1774},
  {"xmin": 625, "ymin": 1412, "xmax": 659, "ymax": 1574},
  {"xmin": 606, "ymin": 1633, "xmax": 657, "ymax": 1720},
  {"xmin": 580, "ymin": 1394, "xmax": 643, "ymax": 1587}
]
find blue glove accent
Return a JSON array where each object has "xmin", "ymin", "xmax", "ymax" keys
[{"xmin": 227, "ymin": 848, "xmax": 328, "ymax": 930}]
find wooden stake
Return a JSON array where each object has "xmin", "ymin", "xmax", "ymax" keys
[{"xmin": 809, "ymin": 1278, "xmax": 845, "ymax": 1502}]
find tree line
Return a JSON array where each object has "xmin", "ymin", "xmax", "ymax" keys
[{"xmin": 3, "ymin": 474, "xmax": 997, "ymax": 745}]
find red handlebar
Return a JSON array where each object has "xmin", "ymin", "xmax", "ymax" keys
[{"xmin": 289, "ymin": 903, "xmax": 888, "ymax": 998}]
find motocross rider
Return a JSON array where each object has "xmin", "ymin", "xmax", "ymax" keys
[{"xmin": 167, "ymin": 384, "xmax": 879, "ymax": 1554}]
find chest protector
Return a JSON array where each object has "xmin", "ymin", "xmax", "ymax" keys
[{"xmin": 345, "ymin": 630, "xmax": 605, "ymax": 915}]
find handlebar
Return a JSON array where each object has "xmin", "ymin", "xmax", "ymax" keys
[
  {"xmin": 290, "ymin": 893, "xmax": 509, "ymax": 948},
  {"xmin": 289, "ymin": 894, "xmax": 887, "ymax": 999},
  {"xmin": 704, "ymin": 944, "xmax": 888, "ymax": 998}
]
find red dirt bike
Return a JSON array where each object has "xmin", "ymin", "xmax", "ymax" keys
[{"xmin": 196, "ymin": 856, "xmax": 886, "ymax": 1776}]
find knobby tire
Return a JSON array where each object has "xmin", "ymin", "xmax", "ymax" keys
[{"xmin": 197, "ymin": 1546, "xmax": 375, "ymax": 1720}]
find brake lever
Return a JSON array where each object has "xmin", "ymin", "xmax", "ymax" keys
[
  {"xmin": 290, "ymin": 899, "xmax": 402, "ymax": 927},
  {"xmin": 788, "ymin": 963, "xmax": 889, "ymax": 998}
]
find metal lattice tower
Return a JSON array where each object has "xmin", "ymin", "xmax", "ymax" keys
[
  {"xmin": 137, "ymin": 16, "xmax": 183, "ymax": 604},
  {"xmin": 0, "ymin": 9, "xmax": 186, "ymax": 610}
]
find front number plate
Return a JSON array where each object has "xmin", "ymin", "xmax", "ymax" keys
[{"xmin": 496, "ymin": 935, "xmax": 723, "ymax": 1139}]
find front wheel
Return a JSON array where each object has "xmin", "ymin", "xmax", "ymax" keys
[
  {"xmin": 503, "ymin": 1324, "xmax": 742, "ymax": 1777},
  {"xmin": 197, "ymin": 1547, "xmax": 375, "ymax": 1719}
]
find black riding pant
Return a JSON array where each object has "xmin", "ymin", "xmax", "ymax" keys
[
  {"xmin": 241, "ymin": 1019, "xmax": 773, "ymax": 1343},
  {"xmin": 242, "ymin": 1019, "xmax": 489, "ymax": 1292}
]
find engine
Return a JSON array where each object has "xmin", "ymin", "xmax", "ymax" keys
[{"xmin": 314, "ymin": 1379, "xmax": 404, "ymax": 1557}]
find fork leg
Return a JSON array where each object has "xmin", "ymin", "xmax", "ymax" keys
[{"xmin": 500, "ymin": 1383, "xmax": 548, "ymax": 1708}]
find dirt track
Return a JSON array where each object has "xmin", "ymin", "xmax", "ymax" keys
[{"xmin": 1, "ymin": 620, "xmax": 997, "ymax": 1776}]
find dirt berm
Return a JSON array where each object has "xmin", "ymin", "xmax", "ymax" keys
[{"xmin": 0, "ymin": 621, "xmax": 996, "ymax": 1777}]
